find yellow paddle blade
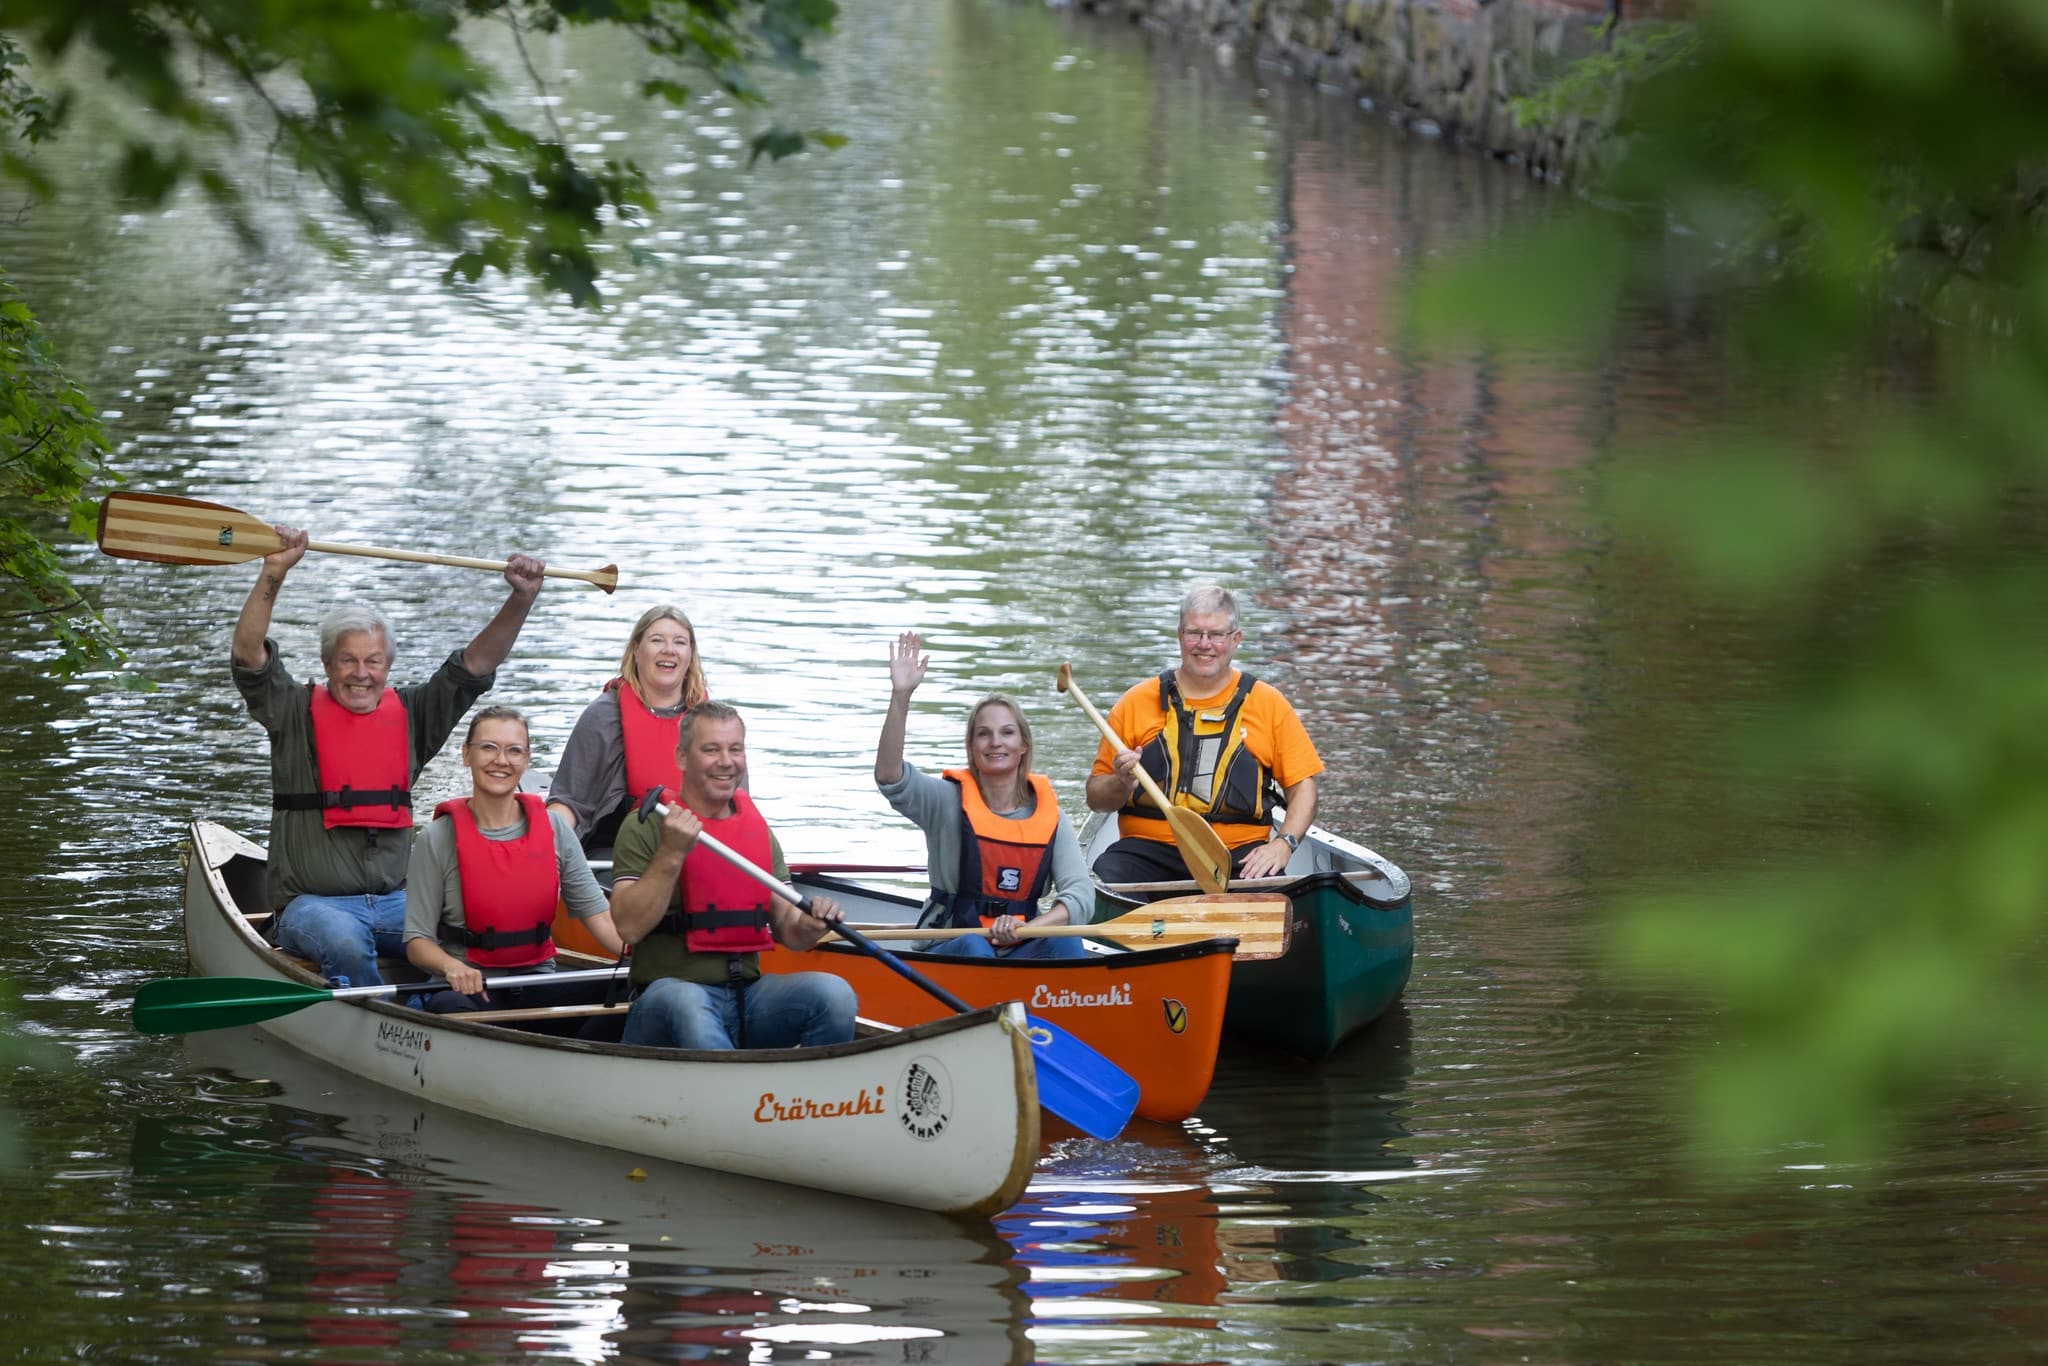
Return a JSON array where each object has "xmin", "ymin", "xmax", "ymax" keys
[
  {"xmin": 98, "ymin": 492, "xmax": 282, "ymax": 566},
  {"xmin": 1163, "ymin": 807, "xmax": 1233, "ymax": 895}
]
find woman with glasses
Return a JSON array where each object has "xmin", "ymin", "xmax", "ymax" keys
[
  {"xmin": 404, "ymin": 706, "xmax": 624, "ymax": 1014},
  {"xmin": 1082, "ymin": 582, "xmax": 1323, "ymax": 898},
  {"xmin": 874, "ymin": 632, "xmax": 1091, "ymax": 960},
  {"xmin": 547, "ymin": 604, "xmax": 713, "ymax": 851}
]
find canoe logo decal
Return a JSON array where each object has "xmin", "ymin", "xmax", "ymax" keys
[
  {"xmin": 898, "ymin": 1055, "xmax": 953, "ymax": 1142},
  {"xmin": 1163, "ymin": 998, "xmax": 1188, "ymax": 1034},
  {"xmin": 218, "ymin": 526, "xmax": 234, "ymax": 546},
  {"xmin": 1030, "ymin": 981, "xmax": 1132, "ymax": 1010},
  {"xmin": 754, "ymin": 1085, "xmax": 885, "ymax": 1124}
]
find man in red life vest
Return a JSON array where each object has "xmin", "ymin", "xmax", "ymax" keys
[
  {"xmin": 608, "ymin": 701, "xmax": 857, "ymax": 1050},
  {"xmin": 231, "ymin": 524, "xmax": 547, "ymax": 988}
]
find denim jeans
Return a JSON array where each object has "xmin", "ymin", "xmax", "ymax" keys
[
  {"xmin": 927, "ymin": 934, "xmax": 1091, "ymax": 962},
  {"xmin": 621, "ymin": 973, "xmax": 857, "ymax": 1050},
  {"xmin": 277, "ymin": 889, "xmax": 408, "ymax": 987}
]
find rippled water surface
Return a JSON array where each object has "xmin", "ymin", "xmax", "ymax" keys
[{"xmin": 5, "ymin": 2, "xmax": 2046, "ymax": 1361}]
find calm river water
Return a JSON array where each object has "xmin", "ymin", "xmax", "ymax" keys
[{"xmin": 4, "ymin": 2, "xmax": 2045, "ymax": 1361}]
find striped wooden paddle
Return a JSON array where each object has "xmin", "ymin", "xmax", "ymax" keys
[
  {"xmin": 96, "ymin": 492, "xmax": 619, "ymax": 592},
  {"xmin": 849, "ymin": 893, "xmax": 1292, "ymax": 961}
]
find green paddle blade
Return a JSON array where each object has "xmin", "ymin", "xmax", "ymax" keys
[{"xmin": 132, "ymin": 976, "xmax": 338, "ymax": 1035}]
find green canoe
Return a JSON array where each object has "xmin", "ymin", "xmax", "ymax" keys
[{"xmin": 1084, "ymin": 817, "xmax": 1413, "ymax": 1060}]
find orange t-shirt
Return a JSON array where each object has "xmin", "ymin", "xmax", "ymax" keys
[{"xmin": 1090, "ymin": 670, "xmax": 1322, "ymax": 849}]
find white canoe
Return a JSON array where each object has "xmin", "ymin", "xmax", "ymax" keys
[{"xmin": 179, "ymin": 819, "xmax": 1040, "ymax": 1216}]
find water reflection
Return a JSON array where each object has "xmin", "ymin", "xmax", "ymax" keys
[{"xmin": 139, "ymin": 1028, "xmax": 1030, "ymax": 1362}]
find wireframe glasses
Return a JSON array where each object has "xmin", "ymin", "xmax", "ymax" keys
[
  {"xmin": 470, "ymin": 742, "xmax": 530, "ymax": 761},
  {"xmin": 1179, "ymin": 629, "xmax": 1238, "ymax": 645}
]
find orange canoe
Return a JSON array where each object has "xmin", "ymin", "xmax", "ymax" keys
[
  {"xmin": 760, "ymin": 874, "xmax": 1235, "ymax": 1124},
  {"xmin": 549, "ymin": 870, "xmax": 1236, "ymax": 1123}
]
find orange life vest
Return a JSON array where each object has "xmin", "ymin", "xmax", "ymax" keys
[
  {"xmin": 609, "ymin": 678, "xmax": 684, "ymax": 802},
  {"xmin": 657, "ymin": 787, "xmax": 775, "ymax": 954},
  {"xmin": 934, "ymin": 770, "xmax": 1060, "ymax": 928},
  {"xmin": 433, "ymin": 793, "xmax": 559, "ymax": 968},
  {"xmin": 1118, "ymin": 671, "xmax": 1276, "ymax": 828},
  {"xmin": 273, "ymin": 686, "xmax": 413, "ymax": 829}
]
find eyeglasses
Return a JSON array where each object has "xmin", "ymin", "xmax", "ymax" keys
[
  {"xmin": 1179, "ymin": 629, "xmax": 1238, "ymax": 645},
  {"xmin": 470, "ymin": 742, "xmax": 530, "ymax": 761}
]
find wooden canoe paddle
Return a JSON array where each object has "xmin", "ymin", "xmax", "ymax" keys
[
  {"xmin": 1057, "ymin": 661, "xmax": 1233, "ymax": 895},
  {"xmin": 96, "ymin": 492, "xmax": 619, "ymax": 593},
  {"xmin": 849, "ymin": 892, "xmax": 1292, "ymax": 961}
]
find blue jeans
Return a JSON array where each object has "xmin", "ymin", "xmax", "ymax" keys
[
  {"xmin": 928, "ymin": 934, "xmax": 1090, "ymax": 961},
  {"xmin": 621, "ymin": 973, "xmax": 857, "ymax": 1050},
  {"xmin": 277, "ymin": 890, "xmax": 407, "ymax": 987}
]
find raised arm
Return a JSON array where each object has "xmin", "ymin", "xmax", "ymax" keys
[
  {"xmin": 231, "ymin": 525, "xmax": 309, "ymax": 669},
  {"xmin": 874, "ymin": 630, "xmax": 929, "ymax": 786},
  {"xmin": 459, "ymin": 553, "xmax": 546, "ymax": 677}
]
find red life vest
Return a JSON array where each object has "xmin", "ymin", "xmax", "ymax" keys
[
  {"xmin": 658, "ymin": 787, "xmax": 775, "ymax": 954},
  {"xmin": 273, "ymin": 686, "xmax": 413, "ymax": 829},
  {"xmin": 433, "ymin": 793, "xmax": 559, "ymax": 967},
  {"xmin": 608, "ymin": 678, "xmax": 684, "ymax": 802},
  {"xmin": 935, "ymin": 770, "xmax": 1060, "ymax": 928}
]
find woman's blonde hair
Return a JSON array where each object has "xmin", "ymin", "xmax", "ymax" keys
[
  {"xmin": 964, "ymin": 694, "xmax": 1034, "ymax": 793},
  {"xmin": 619, "ymin": 605, "xmax": 708, "ymax": 710}
]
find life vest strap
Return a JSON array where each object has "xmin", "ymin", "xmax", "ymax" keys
[
  {"xmin": 929, "ymin": 888, "xmax": 1030, "ymax": 927},
  {"xmin": 657, "ymin": 906, "xmax": 771, "ymax": 936},
  {"xmin": 454, "ymin": 922, "xmax": 552, "ymax": 950},
  {"xmin": 272, "ymin": 785, "xmax": 413, "ymax": 812}
]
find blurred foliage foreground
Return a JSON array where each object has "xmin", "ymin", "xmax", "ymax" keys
[{"xmin": 1419, "ymin": 0, "xmax": 2048, "ymax": 1170}]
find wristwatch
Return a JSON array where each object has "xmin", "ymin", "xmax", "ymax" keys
[{"xmin": 1277, "ymin": 832, "xmax": 1301, "ymax": 851}]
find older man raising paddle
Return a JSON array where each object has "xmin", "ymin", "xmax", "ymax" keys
[
  {"xmin": 1084, "ymin": 583, "xmax": 1322, "ymax": 900},
  {"xmin": 231, "ymin": 523, "xmax": 547, "ymax": 989}
]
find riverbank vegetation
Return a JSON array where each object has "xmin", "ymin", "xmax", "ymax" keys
[
  {"xmin": 0, "ymin": 0, "xmax": 837, "ymax": 675},
  {"xmin": 1421, "ymin": 0, "xmax": 2048, "ymax": 1168}
]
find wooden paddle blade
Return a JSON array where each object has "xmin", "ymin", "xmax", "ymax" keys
[
  {"xmin": 1094, "ymin": 892, "xmax": 1291, "ymax": 960},
  {"xmin": 132, "ymin": 975, "xmax": 333, "ymax": 1035},
  {"xmin": 1021, "ymin": 1014, "xmax": 1139, "ymax": 1141},
  {"xmin": 1163, "ymin": 807, "xmax": 1233, "ymax": 895},
  {"xmin": 97, "ymin": 492, "xmax": 282, "ymax": 567}
]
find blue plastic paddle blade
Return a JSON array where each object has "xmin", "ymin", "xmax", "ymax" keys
[{"xmin": 1023, "ymin": 1014, "xmax": 1141, "ymax": 1140}]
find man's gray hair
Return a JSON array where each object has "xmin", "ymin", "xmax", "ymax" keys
[
  {"xmin": 1178, "ymin": 582, "xmax": 1239, "ymax": 632},
  {"xmin": 318, "ymin": 605, "xmax": 395, "ymax": 664},
  {"xmin": 676, "ymin": 698, "xmax": 744, "ymax": 750}
]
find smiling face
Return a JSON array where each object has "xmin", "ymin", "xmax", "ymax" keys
[
  {"xmin": 462, "ymin": 715, "xmax": 532, "ymax": 800},
  {"xmin": 678, "ymin": 714, "xmax": 747, "ymax": 811},
  {"xmin": 632, "ymin": 617, "xmax": 695, "ymax": 704},
  {"xmin": 1175, "ymin": 609, "xmax": 1242, "ymax": 694},
  {"xmin": 967, "ymin": 700, "xmax": 1028, "ymax": 788},
  {"xmin": 323, "ymin": 629, "xmax": 393, "ymax": 715}
]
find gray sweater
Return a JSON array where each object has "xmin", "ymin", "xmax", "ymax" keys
[{"xmin": 877, "ymin": 761, "xmax": 1093, "ymax": 923}]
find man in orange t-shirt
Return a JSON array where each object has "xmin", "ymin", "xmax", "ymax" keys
[{"xmin": 1085, "ymin": 583, "xmax": 1322, "ymax": 897}]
